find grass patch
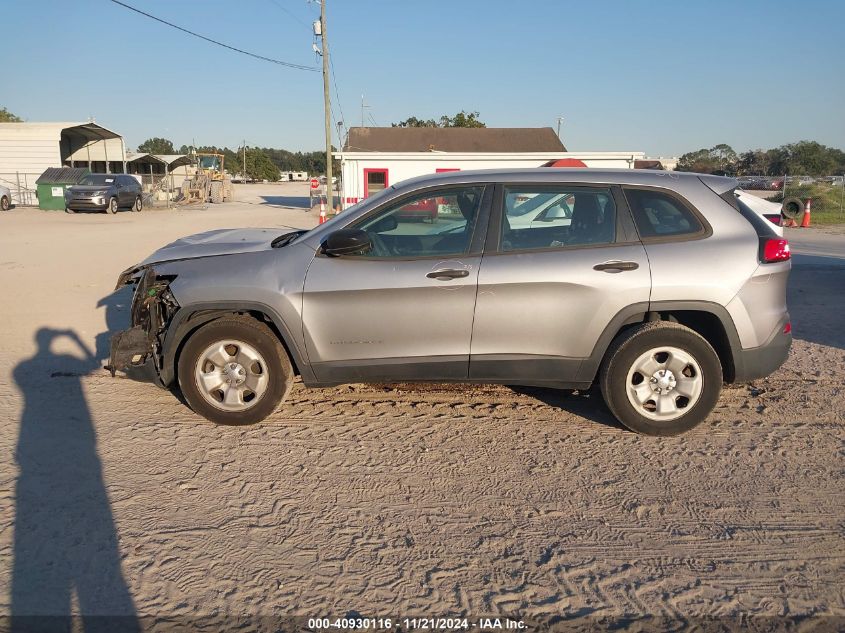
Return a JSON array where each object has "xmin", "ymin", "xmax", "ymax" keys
[{"xmin": 766, "ymin": 183, "xmax": 845, "ymax": 225}]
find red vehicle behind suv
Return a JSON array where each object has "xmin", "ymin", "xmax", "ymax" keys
[{"xmin": 395, "ymin": 197, "xmax": 438, "ymax": 222}]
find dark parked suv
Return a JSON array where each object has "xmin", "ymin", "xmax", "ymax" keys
[
  {"xmin": 108, "ymin": 169, "xmax": 791, "ymax": 436},
  {"xmin": 65, "ymin": 174, "xmax": 143, "ymax": 214}
]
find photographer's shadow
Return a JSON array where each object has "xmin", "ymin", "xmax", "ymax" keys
[{"xmin": 11, "ymin": 326, "xmax": 139, "ymax": 631}]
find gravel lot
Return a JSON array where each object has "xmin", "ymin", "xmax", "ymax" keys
[{"xmin": 0, "ymin": 183, "xmax": 843, "ymax": 630}]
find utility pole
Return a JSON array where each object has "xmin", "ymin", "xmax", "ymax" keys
[
  {"xmin": 242, "ymin": 140, "xmax": 247, "ymax": 181},
  {"xmin": 320, "ymin": 0, "xmax": 333, "ymax": 211}
]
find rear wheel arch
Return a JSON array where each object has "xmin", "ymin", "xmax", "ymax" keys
[
  {"xmin": 161, "ymin": 305, "xmax": 305, "ymax": 386},
  {"xmin": 581, "ymin": 301, "xmax": 741, "ymax": 384}
]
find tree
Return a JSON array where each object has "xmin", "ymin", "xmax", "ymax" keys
[
  {"xmin": 735, "ymin": 150, "xmax": 767, "ymax": 176},
  {"xmin": 675, "ymin": 144, "xmax": 737, "ymax": 174},
  {"xmin": 243, "ymin": 148, "xmax": 280, "ymax": 182},
  {"xmin": 137, "ymin": 137, "xmax": 175, "ymax": 154},
  {"xmin": 675, "ymin": 148, "xmax": 720, "ymax": 173},
  {"xmin": 785, "ymin": 141, "xmax": 838, "ymax": 176},
  {"xmin": 442, "ymin": 110, "xmax": 486, "ymax": 128},
  {"xmin": 391, "ymin": 116, "xmax": 438, "ymax": 128},
  {"xmin": 392, "ymin": 110, "xmax": 486, "ymax": 128},
  {"xmin": 0, "ymin": 107, "xmax": 22, "ymax": 122}
]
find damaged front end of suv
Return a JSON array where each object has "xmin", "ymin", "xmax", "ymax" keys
[{"xmin": 106, "ymin": 265, "xmax": 179, "ymax": 385}]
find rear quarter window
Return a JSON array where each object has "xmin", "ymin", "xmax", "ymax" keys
[{"xmin": 623, "ymin": 188, "xmax": 706, "ymax": 240}]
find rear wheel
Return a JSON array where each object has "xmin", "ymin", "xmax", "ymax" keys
[
  {"xmin": 133, "ymin": 196, "xmax": 143, "ymax": 212},
  {"xmin": 210, "ymin": 181, "xmax": 223, "ymax": 203},
  {"xmin": 106, "ymin": 196, "xmax": 118, "ymax": 214},
  {"xmin": 599, "ymin": 322, "xmax": 722, "ymax": 436},
  {"xmin": 1, "ymin": 195, "xmax": 9, "ymax": 211},
  {"xmin": 177, "ymin": 316, "xmax": 293, "ymax": 425}
]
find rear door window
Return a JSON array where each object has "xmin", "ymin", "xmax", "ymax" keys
[
  {"xmin": 623, "ymin": 188, "xmax": 704, "ymax": 239},
  {"xmin": 500, "ymin": 186, "xmax": 616, "ymax": 251}
]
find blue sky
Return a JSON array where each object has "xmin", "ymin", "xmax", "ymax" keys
[{"xmin": 4, "ymin": 0, "xmax": 844, "ymax": 156}]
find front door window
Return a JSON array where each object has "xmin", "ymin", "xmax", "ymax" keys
[{"xmin": 349, "ymin": 187, "xmax": 484, "ymax": 258}]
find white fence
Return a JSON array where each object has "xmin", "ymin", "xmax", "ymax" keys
[{"xmin": 0, "ymin": 172, "xmax": 39, "ymax": 206}]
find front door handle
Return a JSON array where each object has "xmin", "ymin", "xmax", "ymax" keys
[
  {"xmin": 426, "ymin": 269, "xmax": 469, "ymax": 280},
  {"xmin": 593, "ymin": 260, "xmax": 639, "ymax": 273}
]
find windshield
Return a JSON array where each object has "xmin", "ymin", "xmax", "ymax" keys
[
  {"xmin": 78, "ymin": 175, "xmax": 115, "ymax": 186},
  {"xmin": 199, "ymin": 156, "xmax": 221, "ymax": 170}
]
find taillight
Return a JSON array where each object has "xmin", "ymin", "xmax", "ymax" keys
[{"xmin": 761, "ymin": 238, "xmax": 790, "ymax": 263}]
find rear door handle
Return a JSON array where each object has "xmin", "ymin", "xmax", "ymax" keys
[
  {"xmin": 593, "ymin": 260, "xmax": 639, "ymax": 273},
  {"xmin": 426, "ymin": 269, "xmax": 469, "ymax": 280}
]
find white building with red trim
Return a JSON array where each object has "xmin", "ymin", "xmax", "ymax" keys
[{"xmin": 339, "ymin": 127, "xmax": 644, "ymax": 209}]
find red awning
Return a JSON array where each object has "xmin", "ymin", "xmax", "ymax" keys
[{"xmin": 542, "ymin": 158, "xmax": 588, "ymax": 168}]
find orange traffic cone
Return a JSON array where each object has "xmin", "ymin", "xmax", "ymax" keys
[
  {"xmin": 318, "ymin": 198, "xmax": 327, "ymax": 224},
  {"xmin": 800, "ymin": 198, "xmax": 812, "ymax": 228}
]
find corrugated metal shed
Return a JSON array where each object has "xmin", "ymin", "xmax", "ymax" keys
[{"xmin": 0, "ymin": 122, "xmax": 125, "ymax": 186}]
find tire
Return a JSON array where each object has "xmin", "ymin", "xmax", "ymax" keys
[
  {"xmin": 106, "ymin": 196, "xmax": 118, "ymax": 214},
  {"xmin": 177, "ymin": 316, "xmax": 293, "ymax": 425},
  {"xmin": 225, "ymin": 180, "xmax": 235, "ymax": 202},
  {"xmin": 781, "ymin": 197, "xmax": 803, "ymax": 220},
  {"xmin": 599, "ymin": 322, "xmax": 722, "ymax": 436},
  {"xmin": 1, "ymin": 195, "xmax": 9, "ymax": 211},
  {"xmin": 133, "ymin": 196, "xmax": 143, "ymax": 212},
  {"xmin": 210, "ymin": 181, "xmax": 223, "ymax": 203}
]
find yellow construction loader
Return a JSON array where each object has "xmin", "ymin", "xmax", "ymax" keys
[{"xmin": 181, "ymin": 153, "xmax": 234, "ymax": 204}]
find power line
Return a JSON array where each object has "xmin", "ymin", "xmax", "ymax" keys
[
  {"xmin": 329, "ymin": 58, "xmax": 347, "ymax": 142},
  {"xmin": 266, "ymin": 0, "xmax": 311, "ymax": 30},
  {"xmin": 108, "ymin": 0, "xmax": 319, "ymax": 72}
]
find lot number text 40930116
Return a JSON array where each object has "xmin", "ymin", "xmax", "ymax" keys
[{"xmin": 307, "ymin": 617, "xmax": 527, "ymax": 630}]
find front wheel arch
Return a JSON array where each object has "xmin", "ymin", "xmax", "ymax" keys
[{"xmin": 162, "ymin": 307, "xmax": 304, "ymax": 387}]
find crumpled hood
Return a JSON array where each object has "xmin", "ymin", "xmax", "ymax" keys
[{"xmin": 139, "ymin": 228, "xmax": 283, "ymax": 265}]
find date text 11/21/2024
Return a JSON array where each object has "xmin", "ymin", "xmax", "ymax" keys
[{"xmin": 307, "ymin": 618, "xmax": 527, "ymax": 630}]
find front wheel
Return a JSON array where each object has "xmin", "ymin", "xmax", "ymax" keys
[
  {"xmin": 1, "ymin": 195, "xmax": 9, "ymax": 211},
  {"xmin": 177, "ymin": 316, "xmax": 293, "ymax": 425},
  {"xmin": 599, "ymin": 322, "xmax": 722, "ymax": 436},
  {"xmin": 106, "ymin": 196, "xmax": 118, "ymax": 214}
]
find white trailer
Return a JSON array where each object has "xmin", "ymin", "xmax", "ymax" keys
[{"xmin": 339, "ymin": 151, "xmax": 645, "ymax": 209}]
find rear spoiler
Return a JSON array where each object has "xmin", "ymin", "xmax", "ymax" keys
[
  {"xmin": 699, "ymin": 175, "xmax": 740, "ymax": 211},
  {"xmin": 698, "ymin": 174, "xmax": 738, "ymax": 196}
]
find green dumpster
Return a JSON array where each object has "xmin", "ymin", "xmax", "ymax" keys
[{"xmin": 35, "ymin": 167, "xmax": 90, "ymax": 210}]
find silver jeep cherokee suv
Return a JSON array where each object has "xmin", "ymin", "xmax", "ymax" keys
[{"xmin": 108, "ymin": 169, "xmax": 791, "ymax": 435}]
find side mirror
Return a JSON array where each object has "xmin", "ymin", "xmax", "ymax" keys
[{"xmin": 323, "ymin": 229, "xmax": 372, "ymax": 257}]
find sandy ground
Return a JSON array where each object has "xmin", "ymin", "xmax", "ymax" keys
[{"xmin": 0, "ymin": 183, "xmax": 843, "ymax": 630}]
